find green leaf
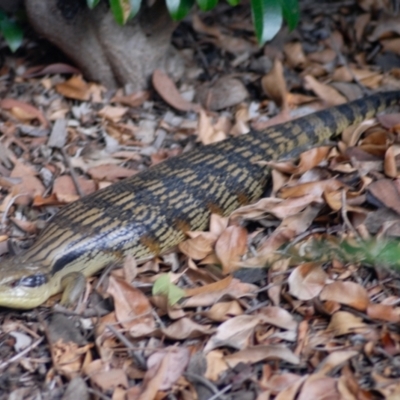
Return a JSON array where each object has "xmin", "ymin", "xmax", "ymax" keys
[
  {"xmin": 152, "ymin": 273, "xmax": 186, "ymax": 306},
  {"xmin": 166, "ymin": 0, "xmax": 195, "ymax": 21},
  {"xmin": 0, "ymin": 12, "xmax": 23, "ymax": 53},
  {"xmin": 87, "ymin": 0, "xmax": 100, "ymax": 9},
  {"xmin": 251, "ymin": 0, "xmax": 283, "ymax": 44},
  {"xmin": 226, "ymin": 0, "xmax": 241, "ymax": 6},
  {"xmin": 109, "ymin": 0, "xmax": 132, "ymax": 25},
  {"xmin": 196, "ymin": 0, "xmax": 218, "ymax": 12},
  {"xmin": 280, "ymin": 0, "xmax": 299, "ymax": 30},
  {"xmin": 152, "ymin": 274, "xmax": 171, "ymax": 296}
]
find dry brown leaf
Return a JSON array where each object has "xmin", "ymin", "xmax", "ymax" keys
[
  {"xmin": 384, "ymin": 145, "xmax": 400, "ymax": 178},
  {"xmin": 224, "ymin": 345, "xmax": 300, "ymax": 368},
  {"xmin": 53, "ymin": 175, "xmax": 96, "ymax": 203},
  {"xmin": 184, "ymin": 276, "xmax": 233, "ymax": 297},
  {"xmin": 87, "ymin": 164, "xmax": 137, "ymax": 181},
  {"xmin": 319, "ymin": 281, "xmax": 370, "ymax": 311},
  {"xmin": 283, "ymin": 42, "xmax": 307, "ymax": 69},
  {"xmin": 367, "ymin": 303, "xmax": 400, "ymax": 323},
  {"xmin": 201, "ymin": 300, "xmax": 244, "ymax": 322},
  {"xmin": 215, "ymin": 226, "xmax": 248, "ymax": 273},
  {"xmin": 279, "ymin": 178, "xmax": 345, "ymax": 199},
  {"xmin": 161, "ymin": 317, "xmax": 214, "ymax": 340},
  {"xmin": 326, "ymin": 311, "xmax": 367, "ymax": 336},
  {"xmin": 106, "ymin": 276, "xmax": 155, "ymax": 336},
  {"xmin": 90, "ymin": 369, "xmax": 129, "ymax": 392},
  {"xmin": 143, "ymin": 347, "xmax": 190, "ymax": 391},
  {"xmin": 0, "ymin": 98, "xmax": 49, "ymax": 127},
  {"xmin": 368, "ymin": 179, "xmax": 400, "ymax": 215},
  {"xmin": 261, "ymin": 58, "xmax": 288, "ymax": 109},
  {"xmin": 197, "ymin": 110, "xmax": 228, "ymax": 145},
  {"xmin": 10, "ymin": 161, "xmax": 45, "ymax": 205},
  {"xmin": 98, "ymin": 105, "xmax": 128, "ymax": 122},
  {"xmin": 297, "ymin": 376, "xmax": 340, "ymax": 400},
  {"xmin": 304, "ymin": 75, "xmax": 347, "ymax": 106},
  {"xmin": 111, "ymin": 91, "xmax": 150, "ymax": 108},
  {"xmin": 179, "ymin": 232, "xmax": 215, "ymax": 260},
  {"xmin": 182, "ymin": 278, "xmax": 257, "ymax": 308},
  {"xmin": 152, "ymin": 69, "xmax": 200, "ymax": 112},
  {"xmin": 231, "ymin": 195, "xmax": 320, "ymax": 222},
  {"xmin": 316, "ymin": 350, "xmax": 359, "ymax": 376},
  {"xmin": 259, "ymin": 306, "xmax": 298, "ymax": 331},
  {"xmin": 288, "ymin": 263, "xmax": 328, "ymax": 300},
  {"xmin": 196, "ymin": 77, "xmax": 248, "ymax": 111},
  {"xmin": 308, "ymin": 49, "xmax": 336, "ymax": 64},
  {"xmin": 22, "ymin": 63, "xmax": 81, "ymax": 78},
  {"xmin": 52, "ymin": 340, "xmax": 93, "ymax": 379},
  {"xmin": 275, "ymin": 375, "xmax": 308, "ymax": 400},
  {"xmin": 55, "ymin": 75, "xmax": 91, "ymax": 101},
  {"xmin": 263, "ymin": 373, "xmax": 304, "ymax": 395},
  {"xmin": 204, "ymin": 350, "xmax": 229, "ymax": 381},
  {"xmin": 204, "ymin": 315, "xmax": 263, "ymax": 353}
]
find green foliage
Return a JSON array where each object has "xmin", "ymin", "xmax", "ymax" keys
[
  {"xmin": 0, "ymin": 10, "xmax": 23, "ymax": 53},
  {"xmin": 88, "ymin": 0, "xmax": 299, "ymax": 44},
  {"xmin": 152, "ymin": 273, "xmax": 186, "ymax": 305}
]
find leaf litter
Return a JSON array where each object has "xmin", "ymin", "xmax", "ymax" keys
[{"xmin": 1, "ymin": 1, "xmax": 400, "ymax": 399}]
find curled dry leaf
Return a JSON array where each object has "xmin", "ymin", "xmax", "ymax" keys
[
  {"xmin": 297, "ymin": 376, "xmax": 340, "ymax": 400},
  {"xmin": 384, "ymin": 145, "xmax": 400, "ymax": 178},
  {"xmin": 261, "ymin": 58, "xmax": 288, "ymax": 110},
  {"xmin": 288, "ymin": 263, "xmax": 328, "ymax": 301},
  {"xmin": 278, "ymin": 178, "xmax": 345, "ymax": 199},
  {"xmin": 196, "ymin": 77, "xmax": 248, "ymax": 111},
  {"xmin": 144, "ymin": 347, "xmax": 190, "ymax": 391},
  {"xmin": 224, "ymin": 345, "xmax": 300, "ymax": 369},
  {"xmin": 304, "ymin": 75, "xmax": 347, "ymax": 106},
  {"xmin": 182, "ymin": 278, "xmax": 257, "ymax": 308},
  {"xmin": 197, "ymin": 110, "xmax": 228, "ymax": 145},
  {"xmin": 319, "ymin": 281, "xmax": 370, "ymax": 311},
  {"xmin": 152, "ymin": 69, "xmax": 200, "ymax": 112},
  {"xmin": 98, "ymin": 105, "xmax": 128, "ymax": 122},
  {"xmin": 106, "ymin": 276, "xmax": 155, "ymax": 336},
  {"xmin": 10, "ymin": 161, "xmax": 45, "ymax": 206},
  {"xmin": 215, "ymin": 225, "xmax": 248, "ymax": 274},
  {"xmin": 55, "ymin": 75, "xmax": 91, "ymax": 101},
  {"xmin": 367, "ymin": 303, "xmax": 400, "ymax": 323},
  {"xmin": 263, "ymin": 373, "xmax": 304, "ymax": 395},
  {"xmin": 161, "ymin": 317, "xmax": 214, "ymax": 340},
  {"xmin": 87, "ymin": 164, "xmax": 137, "ymax": 181},
  {"xmin": 90, "ymin": 369, "xmax": 129, "ymax": 392},
  {"xmin": 327, "ymin": 311, "xmax": 367, "ymax": 336},
  {"xmin": 203, "ymin": 314, "xmax": 263, "ymax": 353},
  {"xmin": 179, "ymin": 232, "xmax": 215, "ymax": 260},
  {"xmin": 267, "ymin": 146, "xmax": 331, "ymax": 175},
  {"xmin": 52, "ymin": 340, "xmax": 93, "ymax": 379},
  {"xmin": 205, "ymin": 350, "xmax": 229, "ymax": 381},
  {"xmin": 201, "ymin": 300, "xmax": 244, "ymax": 322},
  {"xmin": 259, "ymin": 306, "xmax": 298, "ymax": 331},
  {"xmin": 316, "ymin": 350, "xmax": 359, "ymax": 376},
  {"xmin": 368, "ymin": 179, "xmax": 400, "ymax": 215},
  {"xmin": 283, "ymin": 42, "xmax": 307, "ymax": 69},
  {"xmin": 0, "ymin": 98, "xmax": 49, "ymax": 128}
]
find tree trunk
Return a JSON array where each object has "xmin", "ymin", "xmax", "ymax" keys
[{"xmin": 24, "ymin": 0, "xmax": 184, "ymax": 90}]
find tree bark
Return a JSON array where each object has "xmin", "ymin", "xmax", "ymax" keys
[{"xmin": 24, "ymin": 0, "xmax": 184, "ymax": 90}]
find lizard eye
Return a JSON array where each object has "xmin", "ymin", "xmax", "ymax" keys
[{"xmin": 12, "ymin": 274, "xmax": 48, "ymax": 288}]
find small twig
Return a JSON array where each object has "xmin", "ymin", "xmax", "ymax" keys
[
  {"xmin": 105, "ymin": 324, "xmax": 147, "ymax": 369},
  {"xmin": 184, "ymin": 372, "xmax": 229, "ymax": 399},
  {"xmin": 341, "ymin": 189, "xmax": 361, "ymax": 240},
  {"xmin": 61, "ymin": 148, "xmax": 84, "ymax": 198},
  {"xmin": 0, "ymin": 337, "xmax": 44, "ymax": 370},
  {"xmin": 207, "ymin": 383, "xmax": 233, "ymax": 400},
  {"xmin": 87, "ymin": 388, "xmax": 112, "ymax": 400}
]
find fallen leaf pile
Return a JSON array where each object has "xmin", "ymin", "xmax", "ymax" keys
[{"xmin": 1, "ymin": 1, "xmax": 400, "ymax": 399}]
